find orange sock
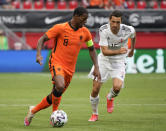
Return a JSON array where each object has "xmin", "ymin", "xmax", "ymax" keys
[
  {"xmin": 31, "ymin": 96, "xmax": 51, "ymax": 114},
  {"xmin": 52, "ymin": 94, "xmax": 62, "ymax": 112}
]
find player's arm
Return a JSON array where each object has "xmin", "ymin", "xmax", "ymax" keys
[
  {"xmin": 101, "ymin": 46, "xmax": 127, "ymax": 56},
  {"xmin": 87, "ymin": 40, "xmax": 101, "ymax": 81},
  {"xmin": 36, "ymin": 34, "xmax": 49, "ymax": 65},
  {"xmin": 128, "ymin": 32, "xmax": 136, "ymax": 57},
  {"xmin": 36, "ymin": 24, "xmax": 60, "ymax": 65}
]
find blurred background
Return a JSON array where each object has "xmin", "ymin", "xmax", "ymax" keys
[{"xmin": 0, "ymin": 0, "xmax": 166, "ymax": 73}]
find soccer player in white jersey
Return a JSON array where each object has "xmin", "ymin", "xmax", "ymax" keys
[{"xmin": 88, "ymin": 10, "xmax": 136, "ymax": 121}]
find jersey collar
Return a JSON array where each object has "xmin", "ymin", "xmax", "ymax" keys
[{"xmin": 68, "ymin": 21, "xmax": 79, "ymax": 31}]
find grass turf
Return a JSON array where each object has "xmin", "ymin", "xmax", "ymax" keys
[{"xmin": 0, "ymin": 73, "xmax": 166, "ymax": 131}]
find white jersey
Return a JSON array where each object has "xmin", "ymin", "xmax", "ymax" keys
[{"xmin": 99, "ymin": 23, "xmax": 135, "ymax": 60}]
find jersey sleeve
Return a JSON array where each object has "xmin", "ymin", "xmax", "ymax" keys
[
  {"xmin": 84, "ymin": 28, "xmax": 92, "ymax": 42},
  {"xmin": 84, "ymin": 28, "xmax": 94, "ymax": 47},
  {"xmin": 45, "ymin": 24, "xmax": 61, "ymax": 39},
  {"xmin": 129, "ymin": 26, "xmax": 135, "ymax": 38},
  {"xmin": 99, "ymin": 28, "xmax": 108, "ymax": 46}
]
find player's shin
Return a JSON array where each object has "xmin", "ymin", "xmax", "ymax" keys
[
  {"xmin": 52, "ymin": 89, "xmax": 62, "ymax": 112},
  {"xmin": 31, "ymin": 96, "xmax": 52, "ymax": 114},
  {"xmin": 107, "ymin": 88, "xmax": 120, "ymax": 100},
  {"xmin": 90, "ymin": 95, "xmax": 99, "ymax": 115}
]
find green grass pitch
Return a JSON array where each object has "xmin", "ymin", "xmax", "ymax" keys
[{"xmin": 0, "ymin": 73, "xmax": 166, "ymax": 131}]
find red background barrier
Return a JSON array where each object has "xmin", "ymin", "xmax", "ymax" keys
[{"xmin": 15, "ymin": 32, "xmax": 166, "ymax": 49}]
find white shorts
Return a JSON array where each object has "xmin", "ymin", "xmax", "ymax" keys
[{"xmin": 88, "ymin": 54, "xmax": 126, "ymax": 83}]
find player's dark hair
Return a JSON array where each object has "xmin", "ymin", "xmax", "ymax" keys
[
  {"xmin": 73, "ymin": 7, "xmax": 88, "ymax": 16},
  {"xmin": 109, "ymin": 10, "xmax": 123, "ymax": 20}
]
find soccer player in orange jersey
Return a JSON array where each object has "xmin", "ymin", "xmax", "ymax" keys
[{"xmin": 24, "ymin": 7, "xmax": 101, "ymax": 126}]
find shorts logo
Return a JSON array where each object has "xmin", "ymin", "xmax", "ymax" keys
[
  {"xmin": 121, "ymin": 71, "xmax": 125, "ymax": 78},
  {"xmin": 57, "ymin": 68, "xmax": 61, "ymax": 71}
]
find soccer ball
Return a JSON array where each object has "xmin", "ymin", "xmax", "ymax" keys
[{"xmin": 50, "ymin": 110, "xmax": 68, "ymax": 127}]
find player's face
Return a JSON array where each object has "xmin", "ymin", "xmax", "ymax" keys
[
  {"xmin": 76, "ymin": 13, "xmax": 88, "ymax": 28},
  {"xmin": 110, "ymin": 16, "xmax": 122, "ymax": 34}
]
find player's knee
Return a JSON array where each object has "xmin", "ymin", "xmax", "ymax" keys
[
  {"xmin": 113, "ymin": 84, "xmax": 122, "ymax": 93},
  {"xmin": 53, "ymin": 87, "xmax": 64, "ymax": 97},
  {"xmin": 56, "ymin": 85, "xmax": 65, "ymax": 93},
  {"xmin": 55, "ymin": 82, "xmax": 65, "ymax": 92},
  {"xmin": 52, "ymin": 84, "xmax": 65, "ymax": 97}
]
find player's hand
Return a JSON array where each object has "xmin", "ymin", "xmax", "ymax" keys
[
  {"xmin": 93, "ymin": 66, "xmax": 101, "ymax": 82},
  {"xmin": 119, "ymin": 47, "xmax": 127, "ymax": 54},
  {"xmin": 128, "ymin": 49, "xmax": 134, "ymax": 57},
  {"xmin": 36, "ymin": 55, "xmax": 43, "ymax": 65}
]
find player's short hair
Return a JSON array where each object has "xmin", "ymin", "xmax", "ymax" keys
[
  {"xmin": 109, "ymin": 10, "xmax": 123, "ymax": 20},
  {"xmin": 73, "ymin": 7, "xmax": 88, "ymax": 16}
]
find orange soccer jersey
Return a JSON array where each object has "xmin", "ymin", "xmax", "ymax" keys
[
  {"xmin": 89, "ymin": 0, "xmax": 103, "ymax": 6},
  {"xmin": 46, "ymin": 22, "xmax": 92, "ymax": 75},
  {"xmin": 113, "ymin": 0, "xmax": 125, "ymax": 6}
]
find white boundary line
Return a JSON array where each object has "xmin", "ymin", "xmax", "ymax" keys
[
  {"xmin": 24, "ymin": 73, "xmax": 166, "ymax": 79},
  {"xmin": 0, "ymin": 103, "xmax": 166, "ymax": 107}
]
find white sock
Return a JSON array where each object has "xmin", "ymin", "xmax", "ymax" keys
[{"xmin": 90, "ymin": 95, "xmax": 99, "ymax": 115}]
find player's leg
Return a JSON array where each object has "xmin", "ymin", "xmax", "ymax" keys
[
  {"xmin": 88, "ymin": 55, "xmax": 109, "ymax": 121},
  {"xmin": 51, "ymin": 64, "xmax": 65, "ymax": 111},
  {"xmin": 24, "ymin": 95, "xmax": 52, "ymax": 126},
  {"xmin": 107, "ymin": 78, "xmax": 123, "ymax": 113},
  {"xmin": 88, "ymin": 80, "xmax": 102, "ymax": 121},
  {"xmin": 32, "ymin": 94, "xmax": 52, "ymax": 113},
  {"xmin": 107, "ymin": 61, "xmax": 126, "ymax": 113},
  {"xmin": 108, "ymin": 78, "xmax": 123, "ymax": 99},
  {"xmin": 52, "ymin": 75, "xmax": 65, "ymax": 111},
  {"xmin": 24, "ymin": 70, "xmax": 54, "ymax": 126},
  {"xmin": 52, "ymin": 68, "xmax": 72, "ymax": 112},
  {"xmin": 29, "ymin": 64, "xmax": 65, "ymax": 113},
  {"xmin": 24, "ymin": 64, "xmax": 65, "ymax": 126}
]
